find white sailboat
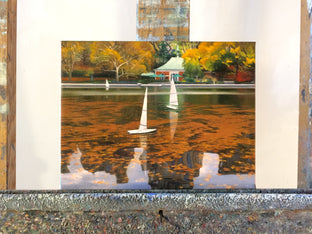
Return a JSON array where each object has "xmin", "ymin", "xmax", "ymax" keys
[
  {"xmin": 166, "ymin": 78, "xmax": 179, "ymax": 110},
  {"xmin": 128, "ymin": 88, "xmax": 157, "ymax": 134},
  {"xmin": 105, "ymin": 79, "xmax": 110, "ymax": 89}
]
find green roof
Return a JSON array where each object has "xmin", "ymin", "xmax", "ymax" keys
[{"xmin": 155, "ymin": 57, "xmax": 184, "ymax": 71}]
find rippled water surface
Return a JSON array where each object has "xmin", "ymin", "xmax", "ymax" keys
[{"xmin": 61, "ymin": 87, "xmax": 255, "ymax": 189}]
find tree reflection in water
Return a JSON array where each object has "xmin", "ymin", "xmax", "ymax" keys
[
  {"xmin": 61, "ymin": 88, "xmax": 255, "ymax": 189},
  {"xmin": 62, "ymin": 146, "xmax": 151, "ymax": 189},
  {"xmin": 62, "ymin": 146, "xmax": 254, "ymax": 189}
]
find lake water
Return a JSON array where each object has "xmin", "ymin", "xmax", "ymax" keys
[{"xmin": 61, "ymin": 87, "xmax": 255, "ymax": 189}]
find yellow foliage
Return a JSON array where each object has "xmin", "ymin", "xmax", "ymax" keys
[
  {"xmin": 210, "ymin": 55, "xmax": 219, "ymax": 62},
  {"xmin": 244, "ymin": 57, "xmax": 255, "ymax": 66},
  {"xmin": 220, "ymin": 49, "xmax": 226, "ymax": 55},
  {"xmin": 230, "ymin": 46, "xmax": 240, "ymax": 54},
  {"xmin": 234, "ymin": 46, "xmax": 241, "ymax": 53},
  {"xmin": 88, "ymin": 41, "xmax": 155, "ymax": 80},
  {"xmin": 61, "ymin": 41, "xmax": 84, "ymax": 74},
  {"xmin": 182, "ymin": 48, "xmax": 201, "ymax": 63}
]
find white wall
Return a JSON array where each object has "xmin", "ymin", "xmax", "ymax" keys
[
  {"xmin": 191, "ymin": 0, "xmax": 300, "ymax": 188},
  {"xmin": 17, "ymin": 0, "xmax": 300, "ymax": 189}
]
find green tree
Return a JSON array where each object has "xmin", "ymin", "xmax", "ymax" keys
[
  {"xmin": 150, "ymin": 41, "xmax": 173, "ymax": 67},
  {"xmin": 181, "ymin": 47, "xmax": 203, "ymax": 79},
  {"xmin": 183, "ymin": 62, "xmax": 203, "ymax": 80}
]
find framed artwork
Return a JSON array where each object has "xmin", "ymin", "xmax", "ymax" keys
[
  {"xmin": 15, "ymin": 0, "xmax": 300, "ymax": 189},
  {"xmin": 60, "ymin": 41, "xmax": 255, "ymax": 189}
]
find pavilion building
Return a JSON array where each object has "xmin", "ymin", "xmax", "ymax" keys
[{"xmin": 154, "ymin": 56, "xmax": 185, "ymax": 81}]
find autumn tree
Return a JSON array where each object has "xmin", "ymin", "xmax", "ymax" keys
[
  {"xmin": 90, "ymin": 42, "xmax": 155, "ymax": 82},
  {"xmin": 238, "ymin": 42, "xmax": 255, "ymax": 73},
  {"xmin": 181, "ymin": 47, "xmax": 203, "ymax": 79},
  {"xmin": 177, "ymin": 41, "xmax": 201, "ymax": 54},
  {"xmin": 79, "ymin": 41, "xmax": 92, "ymax": 66},
  {"xmin": 61, "ymin": 41, "xmax": 84, "ymax": 81},
  {"xmin": 180, "ymin": 42, "xmax": 255, "ymax": 82},
  {"xmin": 198, "ymin": 42, "xmax": 255, "ymax": 81},
  {"xmin": 226, "ymin": 45, "xmax": 255, "ymax": 79}
]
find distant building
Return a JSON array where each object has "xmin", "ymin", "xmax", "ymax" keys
[{"xmin": 154, "ymin": 56, "xmax": 184, "ymax": 81}]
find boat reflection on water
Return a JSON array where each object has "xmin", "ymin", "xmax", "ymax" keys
[
  {"xmin": 169, "ymin": 111, "xmax": 178, "ymax": 140},
  {"xmin": 62, "ymin": 145, "xmax": 254, "ymax": 189}
]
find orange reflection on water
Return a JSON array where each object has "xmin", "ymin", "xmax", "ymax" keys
[{"xmin": 61, "ymin": 88, "xmax": 255, "ymax": 189}]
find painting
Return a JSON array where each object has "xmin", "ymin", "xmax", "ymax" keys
[
  {"xmin": 137, "ymin": 0, "xmax": 189, "ymax": 41},
  {"xmin": 61, "ymin": 41, "xmax": 255, "ymax": 189}
]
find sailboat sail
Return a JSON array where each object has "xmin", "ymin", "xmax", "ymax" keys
[
  {"xmin": 169, "ymin": 78, "xmax": 178, "ymax": 106},
  {"xmin": 128, "ymin": 88, "xmax": 157, "ymax": 134},
  {"xmin": 105, "ymin": 79, "xmax": 110, "ymax": 89},
  {"xmin": 167, "ymin": 78, "xmax": 179, "ymax": 109},
  {"xmin": 139, "ymin": 89, "xmax": 148, "ymax": 131}
]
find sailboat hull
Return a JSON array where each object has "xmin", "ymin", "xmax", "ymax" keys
[
  {"xmin": 128, "ymin": 129, "xmax": 157, "ymax": 134},
  {"xmin": 166, "ymin": 104, "xmax": 179, "ymax": 110}
]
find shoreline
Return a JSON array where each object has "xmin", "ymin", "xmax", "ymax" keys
[{"xmin": 61, "ymin": 83, "xmax": 255, "ymax": 89}]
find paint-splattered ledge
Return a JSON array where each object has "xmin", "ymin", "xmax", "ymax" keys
[
  {"xmin": 0, "ymin": 189, "xmax": 311, "ymax": 212},
  {"xmin": 61, "ymin": 83, "xmax": 255, "ymax": 89}
]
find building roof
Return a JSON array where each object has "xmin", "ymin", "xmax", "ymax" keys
[{"xmin": 155, "ymin": 56, "xmax": 184, "ymax": 71}]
